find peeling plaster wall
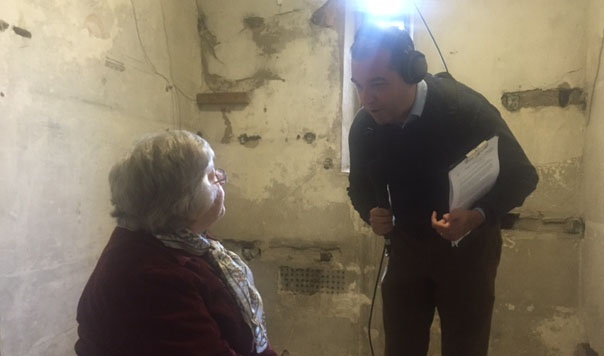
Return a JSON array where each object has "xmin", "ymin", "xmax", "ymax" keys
[
  {"xmin": 415, "ymin": 0, "xmax": 588, "ymax": 218},
  {"xmin": 581, "ymin": 0, "xmax": 604, "ymax": 352},
  {"xmin": 194, "ymin": 1, "xmax": 349, "ymax": 245},
  {"xmin": 0, "ymin": 1, "xmax": 202, "ymax": 355}
]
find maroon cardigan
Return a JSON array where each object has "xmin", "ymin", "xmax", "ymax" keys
[{"xmin": 75, "ymin": 227, "xmax": 278, "ymax": 356}]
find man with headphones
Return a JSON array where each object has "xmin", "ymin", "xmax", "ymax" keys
[{"xmin": 347, "ymin": 25, "xmax": 538, "ymax": 356}]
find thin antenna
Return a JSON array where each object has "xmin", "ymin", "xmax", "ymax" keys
[{"xmin": 414, "ymin": 2, "xmax": 449, "ymax": 73}]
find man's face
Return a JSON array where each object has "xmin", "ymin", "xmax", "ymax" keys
[{"xmin": 351, "ymin": 48, "xmax": 416, "ymax": 125}]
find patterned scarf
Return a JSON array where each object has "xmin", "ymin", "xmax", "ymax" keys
[{"xmin": 155, "ymin": 230, "xmax": 268, "ymax": 353}]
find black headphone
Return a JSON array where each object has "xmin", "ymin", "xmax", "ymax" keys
[
  {"xmin": 400, "ymin": 48, "xmax": 427, "ymax": 84},
  {"xmin": 395, "ymin": 31, "xmax": 428, "ymax": 84}
]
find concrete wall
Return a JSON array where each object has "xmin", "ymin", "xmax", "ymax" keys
[
  {"xmin": 581, "ymin": 0, "xmax": 604, "ymax": 352},
  {"xmin": 416, "ymin": 0, "xmax": 588, "ymax": 219},
  {"xmin": 0, "ymin": 0, "xmax": 202, "ymax": 354}
]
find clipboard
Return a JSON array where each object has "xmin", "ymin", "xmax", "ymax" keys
[
  {"xmin": 448, "ymin": 136, "xmax": 494, "ymax": 171},
  {"xmin": 447, "ymin": 136, "xmax": 500, "ymax": 246}
]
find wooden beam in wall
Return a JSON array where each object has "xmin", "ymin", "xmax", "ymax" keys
[{"xmin": 196, "ymin": 92, "xmax": 250, "ymax": 107}]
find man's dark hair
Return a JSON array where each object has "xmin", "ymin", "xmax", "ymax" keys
[{"xmin": 350, "ymin": 24, "xmax": 415, "ymax": 73}]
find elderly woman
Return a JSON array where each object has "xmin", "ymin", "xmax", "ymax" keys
[{"xmin": 75, "ymin": 130, "xmax": 277, "ymax": 356}]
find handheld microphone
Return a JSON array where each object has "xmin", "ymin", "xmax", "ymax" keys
[
  {"xmin": 368, "ymin": 160, "xmax": 391, "ymax": 210},
  {"xmin": 364, "ymin": 126, "xmax": 391, "ymax": 210}
]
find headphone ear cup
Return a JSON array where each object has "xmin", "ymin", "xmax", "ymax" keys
[{"xmin": 401, "ymin": 50, "xmax": 428, "ymax": 84}]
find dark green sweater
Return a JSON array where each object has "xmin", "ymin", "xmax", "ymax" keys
[{"xmin": 348, "ymin": 73, "xmax": 538, "ymax": 234}]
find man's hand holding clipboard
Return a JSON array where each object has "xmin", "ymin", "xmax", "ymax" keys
[{"xmin": 431, "ymin": 136, "xmax": 500, "ymax": 246}]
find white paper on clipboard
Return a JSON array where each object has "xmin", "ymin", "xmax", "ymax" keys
[{"xmin": 448, "ymin": 136, "xmax": 500, "ymax": 246}]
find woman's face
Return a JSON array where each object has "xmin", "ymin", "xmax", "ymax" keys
[
  {"xmin": 189, "ymin": 165, "xmax": 226, "ymax": 234},
  {"xmin": 206, "ymin": 167, "xmax": 226, "ymax": 219}
]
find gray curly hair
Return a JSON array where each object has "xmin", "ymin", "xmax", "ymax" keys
[{"xmin": 108, "ymin": 130, "xmax": 216, "ymax": 234}]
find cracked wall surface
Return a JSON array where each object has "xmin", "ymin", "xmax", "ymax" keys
[
  {"xmin": 193, "ymin": 0, "xmax": 348, "ymax": 243},
  {"xmin": 0, "ymin": 0, "xmax": 203, "ymax": 355}
]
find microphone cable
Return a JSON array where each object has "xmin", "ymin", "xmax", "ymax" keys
[
  {"xmin": 368, "ymin": 240, "xmax": 388, "ymax": 356},
  {"xmin": 413, "ymin": 2, "xmax": 449, "ymax": 73}
]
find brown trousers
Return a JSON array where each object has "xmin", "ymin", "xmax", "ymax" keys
[{"xmin": 382, "ymin": 223, "xmax": 502, "ymax": 356}]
